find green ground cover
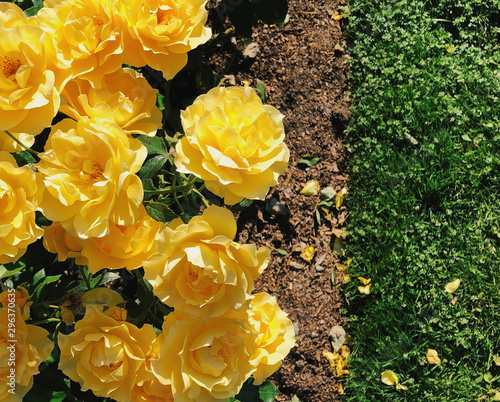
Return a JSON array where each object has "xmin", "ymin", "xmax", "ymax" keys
[{"xmin": 344, "ymin": 0, "xmax": 500, "ymax": 400}]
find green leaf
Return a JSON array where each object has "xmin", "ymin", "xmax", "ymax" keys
[
  {"xmin": 256, "ymin": 82, "xmax": 267, "ymax": 102},
  {"xmin": 138, "ymin": 136, "xmax": 167, "ymax": 155},
  {"xmin": 139, "ymin": 155, "xmax": 168, "ymax": 179},
  {"xmin": 145, "ymin": 202, "xmax": 178, "ymax": 223},
  {"xmin": 33, "ymin": 275, "xmax": 62, "ymax": 300},
  {"xmin": 0, "ymin": 264, "xmax": 24, "ymax": 280},
  {"xmin": 275, "ymin": 248, "xmax": 288, "ymax": 255},
  {"xmin": 24, "ymin": 5, "xmax": 43, "ymax": 17},
  {"xmin": 12, "ymin": 151, "xmax": 37, "ymax": 166},
  {"xmin": 258, "ymin": 380, "xmax": 280, "ymax": 402},
  {"xmin": 297, "ymin": 155, "xmax": 319, "ymax": 166},
  {"xmin": 232, "ymin": 378, "xmax": 280, "ymax": 402}
]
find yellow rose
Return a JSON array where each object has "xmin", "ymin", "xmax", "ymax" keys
[
  {"xmin": 0, "ymin": 3, "xmax": 69, "ymax": 135},
  {"xmin": 36, "ymin": 117, "xmax": 147, "ymax": 239},
  {"xmin": 80, "ymin": 204, "xmax": 164, "ymax": 273},
  {"xmin": 248, "ymin": 292, "xmax": 296, "ymax": 385},
  {"xmin": 58, "ymin": 306, "xmax": 157, "ymax": 402},
  {"xmin": 0, "ymin": 152, "xmax": 44, "ymax": 264},
  {"xmin": 0, "ymin": 306, "xmax": 53, "ymax": 401},
  {"xmin": 0, "ymin": 287, "xmax": 32, "ymax": 321},
  {"xmin": 43, "ymin": 205, "xmax": 164, "ymax": 273},
  {"xmin": 143, "ymin": 205, "xmax": 269, "ymax": 317},
  {"xmin": 0, "ymin": 132, "xmax": 34, "ymax": 153},
  {"xmin": 60, "ymin": 68, "xmax": 162, "ymax": 137},
  {"xmin": 151, "ymin": 311, "xmax": 258, "ymax": 401},
  {"xmin": 42, "ymin": 221, "xmax": 86, "ymax": 264},
  {"xmin": 118, "ymin": 0, "xmax": 211, "ymax": 79},
  {"xmin": 36, "ymin": 0, "xmax": 123, "ymax": 88},
  {"xmin": 131, "ymin": 332, "xmax": 175, "ymax": 402},
  {"xmin": 175, "ymin": 86, "xmax": 290, "ymax": 205}
]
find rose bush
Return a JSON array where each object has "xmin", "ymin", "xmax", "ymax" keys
[
  {"xmin": 175, "ymin": 86, "xmax": 290, "ymax": 205},
  {"xmin": 0, "ymin": 0, "xmax": 294, "ymax": 399}
]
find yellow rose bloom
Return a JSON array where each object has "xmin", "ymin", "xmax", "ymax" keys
[
  {"xmin": 0, "ymin": 132, "xmax": 34, "ymax": 153},
  {"xmin": 131, "ymin": 332, "xmax": 175, "ymax": 402},
  {"xmin": 58, "ymin": 306, "xmax": 157, "ymax": 402},
  {"xmin": 42, "ymin": 221, "xmax": 86, "ymax": 264},
  {"xmin": 43, "ymin": 205, "xmax": 164, "ymax": 273},
  {"xmin": 36, "ymin": 0, "xmax": 123, "ymax": 88},
  {"xmin": 151, "ymin": 311, "xmax": 258, "ymax": 401},
  {"xmin": 175, "ymin": 86, "xmax": 290, "ymax": 205},
  {"xmin": 0, "ymin": 152, "xmax": 44, "ymax": 264},
  {"xmin": 118, "ymin": 0, "xmax": 211, "ymax": 79},
  {"xmin": 60, "ymin": 68, "xmax": 162, "ymax": 137},
  {"xmin": 36, "ymin": 118, "xmax": 147, "ymax": 239},
  {"xmin": 0, "ymin": 306, "xmax": 53, "ymax": 401},
  {"xmin": 248, "ymin": 292, "xmax": 296, "ymax": 385},
  {"xmin": 143, "ymin": 205, "xmax": 269, "ymax": 317},
  {"xmin": 0, "ymin": 3, "xmax": 70, "ymax": 135}
]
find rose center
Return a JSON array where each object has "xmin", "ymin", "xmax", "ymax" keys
[
  {"xmin": 3, "ymin": 56, "xmax": 22, "ymax": 79},
  {"xmin": 81, "ymin": 162, "xmax": 105, "ymax": 183}
]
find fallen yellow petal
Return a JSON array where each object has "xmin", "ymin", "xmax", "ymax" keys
[
  {"xmin": 300, "ymin": 180, "xmax": 320, "ymax": 196},
  {"xmin": 381, "ymin": 370, "xmax": 399, "ymax": 386},
  {"xmin": 426, "ymin": 349, "xmax": 441, "ymax": 365},
  {"xmin": 357, "ymin": 276, "xmax": 371, "ymax": 285},
  {"xmin": 340, "ymin": 345, "xmax": 350, "ymax": 359},
  {"xmin": 300, "ymin": 246, "xmax": 315, "ymax": 262},
  {"xmin": 358, "ymin": 284, "xmax": 372, "ymax": 294},
  {"xmin": 332, "ymin": 11, "xmax": 344, "ymax": 20},
  {"xmin": 396, "ymin": 383, "xmax": 408, "ymax": 391},
  {"xmin": 336, "ymin": 187, "xmax": 348, "ymax": 208},
  {"xmin": 338, "ymin": 383, "xmax": 345, "ymax": 395},
  {"xmin": 445, "ymin": 279, "xmax": 461, "ymax": 293},
  {"xmin": 335, "ymin": 262, "xmax": 347, "ymax": 271}
]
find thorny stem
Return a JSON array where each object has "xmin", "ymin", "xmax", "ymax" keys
[{"xmin": 3, "ymin": 130, "xmax": 39, "ymax": 156}]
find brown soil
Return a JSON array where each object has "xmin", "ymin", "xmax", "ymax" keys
[{"xmin": 208, "ymin": 1, "xmax": 351, "ymax": 401}]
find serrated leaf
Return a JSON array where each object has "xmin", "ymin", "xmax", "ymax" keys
[
  {"xmin": 139, "ymin": 155, "xmax": 168, "ymax": 179},
  {"xmin": 258, "ymin": 380, "xmax": 280, "ymax": 402},
  {"xmin": 145, "ymin": 202, "xmax": 178, "ymax": 223},
  {"xmin": 138, "ymin": 136, "xmax": 167, "ymax": 155}
]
